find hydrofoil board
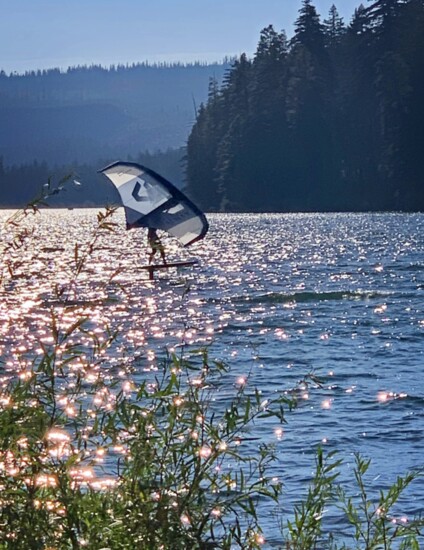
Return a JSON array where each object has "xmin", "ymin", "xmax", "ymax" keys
[{"xmin": 140, "ymin": 261, "xmax": 198, "ymax": 280}]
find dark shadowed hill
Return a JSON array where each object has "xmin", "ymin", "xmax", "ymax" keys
[{"xmin": 0, "ymin": 62, "xmax": 229, "ymax": 166}]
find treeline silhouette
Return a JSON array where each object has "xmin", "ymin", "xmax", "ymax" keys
[
  {"xmin": 186, "ymin": 0, "xmax": 424, "ymax": 212},
  {"xmin": 0, "ymin": 148, "xmax": 185, "ymax": 208}
]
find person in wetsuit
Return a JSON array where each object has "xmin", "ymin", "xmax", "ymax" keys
[{"xmin": 147, "ymin": 227, "xmax": 167, "ymax": 264}]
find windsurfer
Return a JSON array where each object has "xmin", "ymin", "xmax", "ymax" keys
[{"xmin": 147, "ymin": 227, "xmax": 167, "ymax": 265}]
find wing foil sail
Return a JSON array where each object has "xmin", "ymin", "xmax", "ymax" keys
[{"xmin": 99, "ymin": 161, "xmax": 208, "ymax": 246}]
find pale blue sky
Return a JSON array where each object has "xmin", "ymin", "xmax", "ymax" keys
[{"xmin": 1, "ymin": 0, "xmax": 362, "ymax": 73}]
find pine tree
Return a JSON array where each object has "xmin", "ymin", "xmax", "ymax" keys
[
  {"xmin": 186, "ymin": 80, "xmax": 224, "ymax": 211},
  {"xmin": 323, "ymin": 5, "xmax": 346, "ymax": 46},
  {"xmin": 364, "ymin": 0, "xmax": 407, "ymax": 52},
  {"xmin": 291, "ymin": 0, "xmax": 326, "ymax": 54},
  {"xmin": 214, "ymin": 55, "xmax": 253, "ymax": 210},
  {"xmin": 247, "ymin": 27, "xmax": 290, "ymax": 210},
  {"xmin": 185, "ymin": 0, "xmax": 424, "ymax": 212},
  {"xmin": 286, "ymin": 1, "xmax": 334, "ymax": 209}
]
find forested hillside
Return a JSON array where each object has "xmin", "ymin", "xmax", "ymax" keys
[
  {"xmin": 186, "ymin": 0, "xmax": 424, "ymax": 212},
  {"xmin": 0, "ymin": 148, "xmax": 185, "ymax": 208},
  {"xmin": 0, "ymin": 62, "xmax": 228, "ymax": 166},
  {"xmin": 0, "ymin": 61, "xmax": 227, "ymax": 207}
]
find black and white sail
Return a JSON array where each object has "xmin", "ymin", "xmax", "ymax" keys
[{"xmin": 99, "ymin": 161, "xmax": 208, "ymax": 247}]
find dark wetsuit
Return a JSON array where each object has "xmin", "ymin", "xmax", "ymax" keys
[{"xmin": 147, "ymin": 228, "xmax": 166, "ymax": 264}]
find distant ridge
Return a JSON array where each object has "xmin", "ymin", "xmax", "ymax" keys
[{"xmin": 0, "ymin": 61, "xmax": 229, "ymax": 166}]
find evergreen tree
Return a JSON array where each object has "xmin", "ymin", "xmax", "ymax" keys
[
  {"xmin": 287, "ymin": 1, "xmax": 334, "ymax": 209},
  {"xmin": 323, "ymin": 5, "xmax": 346, "ymax": 46},
  {"xmin": 246, "ymin": 27, "xmax": 290, "ymax": 210},
  {"xmin": 186, "ymin": 77, "xmax": 230, "ymax": 210},
  {"xmin": 364, "ymin": 0, "xmax": 407, "ymax": 54},
  {"xmin": 392, "ymin": 0, "xmax": 424, "ymax": 206},
  {"xmin": 365, "ymin": 0, "xmax": 406, "ymax": 29},
  {"xmin": 251, "ymin": 26, "xmax": 288, "ymax": 119},
  {"xmin": 185, "ymin": 0, "xmax": 424, "ymax": 212},
  {"xmin": 214, "ymin": 55, "xmax": 253, "ymax": 210},
  {"xmin": 291, "ymin": 0, "xmax": 327, "ymax": 55}
]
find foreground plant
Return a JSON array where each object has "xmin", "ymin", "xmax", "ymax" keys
[
  {"xmin": 285, "ymin": 447, "xmax": 341, "ymax": 549},
  {"xmin": 1, "ymin": 174, "xmax": 85, "ymax": 278},
  {"xmin": 335, "ymin": 453, "xmax": 424, "ymax": 550},
  {"xmin": 0, "ymin": 346, "xmax": 294, "ymax": 549},
  {"xmin": 0, "ymin": 196, "xmax": 292, "ymax": 548}
]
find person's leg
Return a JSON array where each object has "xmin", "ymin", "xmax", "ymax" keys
[{"xmin": 148, "ymin": 248, "xmax": 156, "ymax": 264}]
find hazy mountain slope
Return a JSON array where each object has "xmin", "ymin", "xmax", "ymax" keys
[{"xmin": 1, "ymin": 62, "xmax": 228, "ymax": 165}]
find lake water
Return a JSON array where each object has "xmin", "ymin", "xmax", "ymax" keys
[{"xmin": 1, "ymin": 209, "xmax": 424, "ymax": 546}]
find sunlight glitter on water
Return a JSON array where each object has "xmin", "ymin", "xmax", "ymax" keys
[{"xmin": 1, "ymin": 209, "xmax": 424, "ymax": 545}]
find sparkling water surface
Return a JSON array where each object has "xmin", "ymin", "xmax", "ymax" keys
[{"xmin": 1, "ymin": 209, "xmax": 423, "ymax": 546}]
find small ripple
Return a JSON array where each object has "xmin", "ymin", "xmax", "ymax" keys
[{"xmin": 233, "ymin": 290, "xmax": 388, "ymax": 305}]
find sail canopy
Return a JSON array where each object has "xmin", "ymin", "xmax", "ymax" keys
[{"xmin": 99, "ymin": 161, "xmax": 208, "ymax": 247}]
